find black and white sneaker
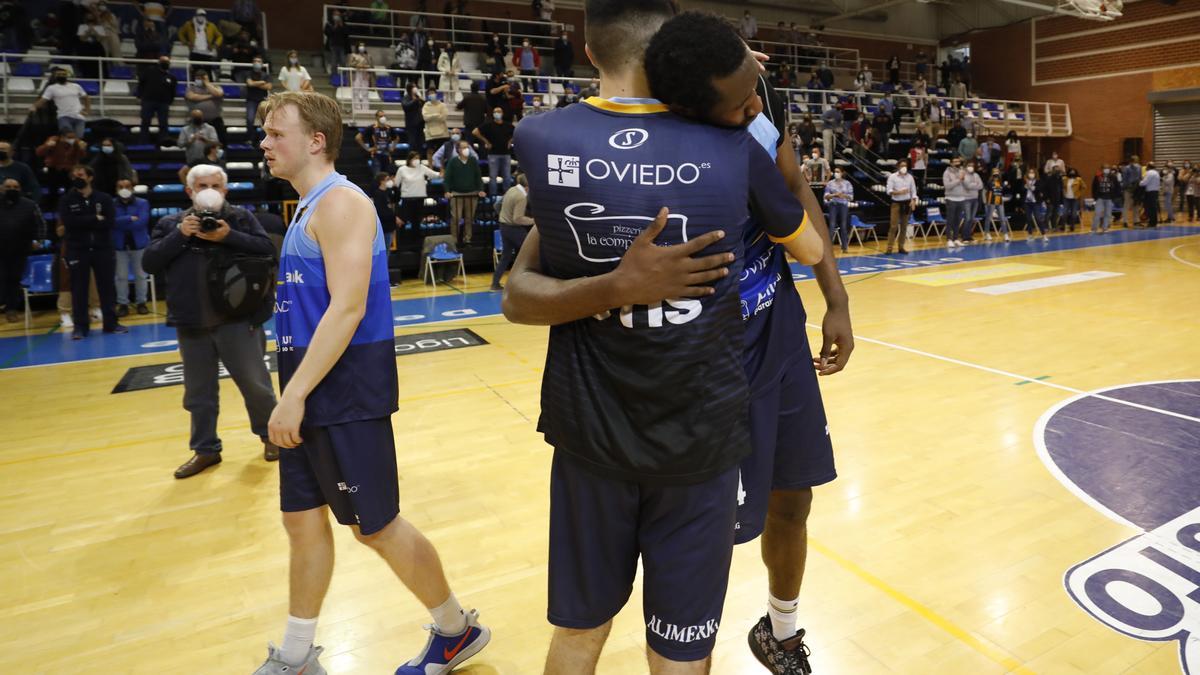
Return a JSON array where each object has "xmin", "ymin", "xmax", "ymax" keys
[{"xmin": 748, "ymin": 615, "xmax": 813, "ymax": 674}]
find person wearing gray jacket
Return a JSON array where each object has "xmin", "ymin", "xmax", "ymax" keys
[
  {"xmin": 1121, "ymin": 156, "xmax": 1141, "ymax": 227},
  {"xmin": 960, "ymin": 160, "xmax": 985, "ymax": 242},
  {"xmin": 943, "ymin": 156, "xmax": 970, "ymax": 247}
]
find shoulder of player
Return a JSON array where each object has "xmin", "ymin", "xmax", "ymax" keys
[{"xmin": 310, "ymin": 186, "xmax": 375, "ymax": 231}]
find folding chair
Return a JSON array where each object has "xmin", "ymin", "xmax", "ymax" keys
[
  {"xmin": 850, "ymin": 216, "xmax": 878, "ymax": 247},
  {"xmin": 922, "ymin": 206, "xmax": 946, "ymax": 240},
  {"xmin": 425, "ymin": 242, "xmax": 466, "ymax": 289},
  {"xmin": 492, "ymin": 229, "xmax": 503, "ymax": 269},
  {"xmin": 19, "ymin": 254, "xmax": 56, "ymax": 329}
]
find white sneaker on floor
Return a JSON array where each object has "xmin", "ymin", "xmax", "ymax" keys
[
  {"xmin": 984, "ymin": 234, "xmax": 993, "ymax": 242},
  {"xmin": 1004, "ymin": 234, "xmax": 1011, "ymax": 242},
  {"xmin": 89, "ymin": 308, "xmax": 102, "ymax": 322},
  {"xmin": 1043, "ymin": 235, "xmax": 1051, "ymax": 242},
  {"xmin": 253, "ymin": 643, "xmax": 326, "ymax": 675},
  {"xmin": 60, "ymin": 312, "xmax": 73, "ymax": 328},
  {"xmin": 946, "ymin": 240, "xmax": 958, "ymax": 248}
]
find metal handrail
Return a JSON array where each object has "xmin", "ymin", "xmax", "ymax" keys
[{"xmin": 323, "ymin": 3, "xmax": 567, "ymax": 57}]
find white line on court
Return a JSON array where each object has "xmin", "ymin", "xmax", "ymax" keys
[
  {"xmin": 808, "ymin": 324, "xmax": 1200, "ymax": 425},
  {"xmin": 967, "ymin": 270, "xmax": 1123, "ymax": 295},
  {"xmin": 1169, "ymin": 243, "xmax": 1200, "ymax": 270}
]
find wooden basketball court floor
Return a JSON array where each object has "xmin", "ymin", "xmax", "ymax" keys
[{"xmin": 2, "ymin": 225, "xmax": 1198, "ymax": 674}]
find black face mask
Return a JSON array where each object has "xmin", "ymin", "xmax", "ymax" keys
[
  {"xmin": 55, "ymin": 76, "xmax": 68, "ymax": 84},
  {"xmin": 0, "ymin": 151, "xmax": 8, "ymax": 162},
  {"xmin": 71, "ymin": 177, "xmax": 88, "ymax": 190},
  {"xmin": 159, "ymin": 62, "xmax": 170, "ymax": 71},
  {"xmin": 3, "ymin": 190, "xmax": 18, "ymax": 204}
]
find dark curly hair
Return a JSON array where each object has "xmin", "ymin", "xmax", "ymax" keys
[{"xmin": 644, "ymin": 11, "xmax": 748, "ymax": 116}]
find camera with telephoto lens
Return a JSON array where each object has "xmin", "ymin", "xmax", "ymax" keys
[{"xmin": 197, "ymin": 210, "xmax": 220, "ymax": 232}]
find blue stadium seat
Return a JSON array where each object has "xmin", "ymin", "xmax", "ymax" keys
[
  {"xmin": 131, "ymin": 162, "xmax": 153, "ymax": 172},
  {"xmin": 376, "ymin": 75, "xmax": 396, "ymax": 88},
  {"xmin": 152, "ymin": 183, "xmax": 185, "ymax": 193},
  {"xmin": 13, "ymin": 62, "xmax": 43, "ymax": 77},
  {"xmin": 227, "ymin": 143, "xmax": 254, "ymax": 151},
  {"xmin": 109, "ymin": 65, "xmax": 134, "ymax": 80},
  {"xmin": 79, "ymin": 81, "xmax": 101, "ymax": 95},
  {"xmin": 380, "ymin": 89, "xmax": 402, "ymax": 103},
  {"xmin": 221, "ymin": 84, "xmax": 242, "ymax": 98},
  {"xmin": 175, "ymin": 83, "xmax": 188, "ymax": 97},
  {"xmin": 126, "ymin": 144, "xmax": 157, "ymax": 152},
  {"xmin": 170, "ymin": 68, "xmax": 187, "ymax": 79},
  {"xmin": 226, "ymin": 181, "xmax": 254, "ymax": 191},
  {"xmin": 156, "ymin": 162, "xmax": 185, "ymax": 171},
  {"xmin": 330, "ymin": 73, "xmax": 346, "ymax": 86}
]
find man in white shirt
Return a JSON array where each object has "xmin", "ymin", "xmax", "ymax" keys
[
  {"xmin": 491, "ymin": 173, "xmax": 535, "ymax": 290},
  {"xmin": 740, "ymin": 10, "xmax": 758, "ymax": 41},
  {"xmin": 885, "ymin": 159, "xmax": 918, "ymax": 255},
  {"xmin": 31, "ymin": 69, "xmax": 90, "ymax": 138},
  {"xmin": 1043, "ymin": 151, "xmax": 1065, "ymax": 176}
]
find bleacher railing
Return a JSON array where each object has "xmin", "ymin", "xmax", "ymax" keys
[
  {"xmin": 1, "ymin": 53, "xmax": 276, "ymax": 123},
  {"xmin": 750, "ymin": 39, "xmax": 861, "ymax": 80},
  {"xmin": 323, "ymin": 4, "xmax": 567, "ymax": 64},
  {"xmin": 777, "ymin": 87, "xmax": 1073, "ymax": 138}
]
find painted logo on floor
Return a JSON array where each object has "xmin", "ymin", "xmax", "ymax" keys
[
  {"xmin": 111, "ymin": 329, "xmax": 488, "ymax": 393},
  {"xmin": 1036, "ymin": 380, "xmax": 1200, "ymax": 674}
]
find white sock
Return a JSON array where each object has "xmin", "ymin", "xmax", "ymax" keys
[
  {"xmin": 280, "ymin": 615, "xmax": 318, "ymax": 666},
  {"xmin": 768, "ymin": 594, "xmax": 800, "ymax": 642},
  {"xmin": 430, "ymin": 593, "xmax": 467, "ymax": 635}
]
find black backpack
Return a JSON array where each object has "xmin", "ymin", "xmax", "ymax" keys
[{"xmin": 206, "ymin": 248, "xmax": 278, "ymax": 321}]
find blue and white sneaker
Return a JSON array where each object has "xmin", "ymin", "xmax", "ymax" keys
[{"xmin": 395, "ymin": 608, "xmax": 491, "ymax": 675}]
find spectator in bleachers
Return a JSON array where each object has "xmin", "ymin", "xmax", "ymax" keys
[
  {"xmin": 525, "ymin": 95, "xmax": 549, "ymax": 118},
  {"xmin": 141, "ymin": 164, "xmax": 278, "ymax": 477},
  {"xmin": 1161, "ymin": 160, "xmax": 1177, "ymax": 223},
  {"xmin": 94, "ymin": 3, "xmax": 121, "ymax": 62},
  {"xmin": 402, "ymin": 84, "xmax": 427, "ymax": 156},
  {"xmin": 458, "ymin": 82, "xmax": 488, "ymax": 139},
  {"xmin": 1025, "ymin": 168, "xmax": 1051, "ymax": 240},
  {"xmin": 474, "ymin": 107, "xmax": 514, "ymax": 197},
  {"xmin": 89, "ymin": 137, "xmax": 136, "ymax": 195},
  {"xmin": 424, "ymin": 88, "xmax": 451, "ymax": 161},
  {"xmin": 1004, "ymin": 131, "xmax": 1022, "ymax": 169},
  {"xmin": 137, "ymin": 56, "xmax": 177, "ymax": 145},
  {"xmin": 796, "ymin": 115, "xmax": 817, "ymax": 155},
  {"xmin": 429, "ymin": 127, "xmax": 470, "ymax": 170},
  {"xmin": 231, "ymin": 0, "xmax": 260, "ymax": 39},
  {"xmin": 0, "ymin": 178, "xmax": 45, "ymax": 322},
  {"xmin": 31, "ymin": 68, "xmax": 90, "ymax": 139},
  {"xmin": 1041, "ymin": 165, "xmax": 1064, "ymax": 231},
  {"xmin": 0, "ymin": 140, "xmax": 41, "ymax": 201},
  {"xmin": 1177, "ymin": 161, "xmax": 1191, "ymax": 219},
  {"xmin": 979, "ymin": 135, "xmax": 1001, "ymax": 173},
  {"xmin": 278, "ymin": 50, "xmax": 313, "ymax": 92},
  {"xmin": 852, "ymin": 71, "xmax": 867, "ymax": 92},
  {"xmin": 486, "ymin": 70, "xmax": 510, "ymax": 110},
  {"xmin": 1043, "ymin": 151, "xmax": 1065, "ymax": 176},
  {"xmin": 36, "ymin": 131, "xmax": 88, "ymax": 208},
  {"xmin": 916, "ymin": 51, "xmax": 929, "ymax": 79},
  {"xmin": 885, "ymin": 159, "xmax": 917, "ymax": 254},
  {"xmin": 227, "ymin": 32, "xmax": 264, "ymax": 83},
  {"xmin": 872, "ymin": 109, "xmax": 892, "ymax": 156},
  {"xmin": 908, "ymin": 139, "xmax": 928, "ymax": 186},
  {"xmin": 244, "ymin": 56, "xmax": 272, "ymax": 130},
  {"xmin": 394, "ymin": 151, "xmax": 440, "ymax": 233},
  {"xmin": 1121, "ymin": 155, "xmax": 1141, "ymax": 228},
  {"xmin": 739, "ymin": 9, "xmax": 757, "ymax": 42},
  {"xmin": 393, "ymin": 33, "xmax": 417, "ymax": 71},
  {"xmin": 1092, "ymin": 164, "xmax": 1118, "ymax": 233},
  {"xmin": 512, "ymin": 38, "xmax": 541, "ymax": 89},
  {"xmin": 356, "ymin": 110, "xmax": 398, "ymax": 174},
  {"xmin": 178, "ymin": 8, "xmax": 222, "ymax": 64},
  {"xmin": 582, "ymin": 78, "xmax": 600, "ymax": 99},
  {"xmin": 74, "ymin": 10, "xmax": 109, "ymax": 78},
  {"xmin": 322, "ymin": 8, "xmax": 349, "ymax": 76},
  {"xmin": 138, "ymin": 1, "xmax": 168, "ymax": 27},
  {"xmin": 816, "ymin": 61, "xmax": 834, "ymax": 90},
  {"xmin": 178, "ymin": 141, "xmax": 225, "ymax": 184},
  {"xmin": 444, "ymin": 139, "xmax": 485, "ymax": 247},
  {"xmin": 949, "ymin": 77, "xmax": 967, "ymax": 108},
  {"xmin": 134, "ymin": 17, "xmax": 166, "ymax": 68},
  {"xmin": 914, "ymin": 75, "xmax": 928, "ymax": 100},
  {"xmin": 824, "ymin": 168, "xmax": 853, "ymax": 254},
  {"xmin": 1005, "ymin": 155, "xmax": 1025, "ymax": 191},
  {"xmin": 947, "ymin": 118, "xmax": 966, "ymax": 149},
  {"xmin": 1186, "ymin": 166, "xmax": 1199, "ymax": 222},
  {"xmin": 553, "ymin": 31, "xmax": 574, "ymax": 78},
  {"xmin": 940, "ymin": 58, "xmax": 952, "ymax": 90},
  {"xmin": 178, "ymin": 110, "xmax": 219, "ymax": 168},
  {"xmin": 803, "ymin": 147, "xmax": 831, "ymax": 185},
  {"xmin": 958, "ymin": 130, "xmax": 977, "ymax": 163},
  {"xmin": 943, "ymin": 156, "xmax": 968, "ymax": 247},
  {"xmin": 438, "ymin": 42, "xmax": 462, "ymax": 98},
  {"xmin": 58, "ymin": 164, "xmax": 126, "ymax": 338},
  {"xmin": 983, "ymin": 167, "xmax": 1012, "ymax": 242},
  {"xmin": 502, "ymin": 83, "xmax": 525, "ymax": 121},
  {"xmin": 539, "ymin": 0, "xmax": 555, "ymax": 26},
  {"xmin": 555, "ymin": 89, "xmax": 579, "ymax": 108},
  {"xmin": 186, "ymin": 68, "xmax": 227, "ymax": 146},
  {"xmin": 878, "ymin": 90, "xmax": 895, "ymax": 124},
  {"xmin": 820, "ymin": 105, "xmax": 842, "ymax": 163},
  {"xmin": 485, "ymin": 32, "xmax": 508, "ymax": 74},
  {"xmin": 962, "ymin": 160, "xmax": 984, "ymax": 241},
  {"xmin": 416, "ymin": 35, "xmax": 436, "ymax": 73},
  {"xmin": 371, "ymin": 172, "xmax": 400, "ymax": 252},
  {"xmin": 887, "ymin": 55, "xmax": 901, "ymax": 86},
  {"xmin": 111, "ymin": 177, "xmax": 150, "ymax": 317},
  {"xmin": 490, "ymin": 171, "xmax": 533, "ymax": 290},
  {"xmin": 1140, "ymin": 162, "xmax": 1160, "ymax": 228}
]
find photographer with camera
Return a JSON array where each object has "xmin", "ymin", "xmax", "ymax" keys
[{"xmin": 142, "ymin": 164, "xmax": 280, "ymax": 479}]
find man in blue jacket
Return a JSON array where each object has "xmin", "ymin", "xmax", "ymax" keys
[{"xmin": 111, "ymin": 178, "xmax": 152, "ymax": 316}]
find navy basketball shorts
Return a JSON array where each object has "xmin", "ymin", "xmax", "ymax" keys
[
  {"xmin": 279, "ymin": 417, "xmax": 401, "ymax": 536},
  {"xmin": 734, "ymin": 344, "xmax": 837, "ymax": 545},
  {"xmin": 548, "ymin": 450, "xmax": 739, "ymax": 662}
]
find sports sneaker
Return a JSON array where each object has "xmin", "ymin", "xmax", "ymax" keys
[
  {"xmin": 1043, "ymin": 235, "xmax": 1051, "ymax": 242},
  {"xmin": 395, "ymin": 609, "xmax": 490, "ymax": 675},
  {"xmin": 60, "ymin": 312, "xmax": 73, "ymax": 328},
  {"xmin": 748, "ymin": 616, "xmax": 813, "ymax": 675},
  {"xmin": 253, "ymin": 643, "xmax": 326, "ymax": 675},
  {"xmin": 1004, "ymin": 234, "xmax": 1011, "ymax": 242},
  {"xmin": 90, "ymin": 308, "xmax": 102, "ymax": 322}
]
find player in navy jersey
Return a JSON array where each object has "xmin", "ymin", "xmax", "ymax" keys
[
  {"xmin": 645, "ymin": 13, "xmax": 847, "ymax": 673},
  {"xmin": 506, "ymin": 7, "xmax": 855, "ymax": 674},
  {"xmin": 505, "ymin": 2, "xmax": 824, "ymax": 672},
  {"xmin": 253, "ymin": 91, "xmax": 488, "ymax": 675}
]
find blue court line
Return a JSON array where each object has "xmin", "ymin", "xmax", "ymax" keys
[{"xmin": 1, "ymin": 226, "xmax": 1196, "ymax": 370}]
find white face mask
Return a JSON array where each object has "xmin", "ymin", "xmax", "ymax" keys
[
  {"xmin": 811, "ymin": 153, "xmax": 818, "ymax": 159},
  {"xmin": 117, "ymin": 188, "xmax": 133, "ymax": 200},
  {"xmin": 898, "ymin": 167, "xmax": 908, "ymax": 175},
  {"xmin": 289, "ymin": 57, "xmax": 299, "ymax": 65},
  {"xmin": 359, "ymin": 46, "xmax": 367, "ymax": 53},
  {"xmin": 459, "ymin": 149, "xmax": 470, "ymax": 158},
  {"xmin": 378, "ymin": 116, "xmax": 388, "ymax": 124},
  {"xmin": 193, "ymin": 187, "xmax": 224, "ymax": 211},
  {"xmin": 966, "ymin": 167, "xmax": 975, "ymax": 173},
  {"xmin": 384, "ymin": 180, "xmax": 394, "ymax": 189},
  {"xmin": 408, "ymin": 160, "xmax": 418, "ymax": 167},
  {"xmin": 834, "ymin": 172, "xmax": 843, "ymax": 180},
  {"xmin": 101, "ymin": 146, "xmax": 114, "ymax": 154},
  {"xmin": 450, "ymin": 134, "xmax": 461, "ymax": 143},
  {"xmin": 493, "ymin": 113, "xmax": 503, "ymax": 121}
]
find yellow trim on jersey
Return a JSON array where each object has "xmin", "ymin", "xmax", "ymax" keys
[
  {"xmin": 583, "ymin": 97, "xmax": 670, "ymax": 114},
  {"xmin": 768, "ymin": 213, "xmax": 811, "ymax": 245}
]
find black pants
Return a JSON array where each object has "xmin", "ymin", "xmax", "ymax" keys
[
  {"xmin": 177, "ymin": 322, "xmax": 275, "ymax": 454},
  {"xmin": 0, "ymin": 252, "xmax": 28, "ymax": 312},
  {"xmin": 65, "ymin": 243, "xmax": 117, "ymax": 334},
  {"xmin": 207, "ymin": 116, "xmax": 228, "ymax": 147},
  {"xmin": 1188, "ymin": 195, "xmax": 1199, "ymax": 220},
  {"xmin": 1143, "ymin": 191, "xmax": 1159, "ymax": 227},
  {"xmin": 45, "ymin": 169, "xmax": 71, "ymax": 210},
  {"xmin": 140, "ymin": 101, "xmax": 171, "ymax": 144},
  {"xmin": 400, "ymin": 197, "xmax": 426, "ymax": 230},
  {"xmin": 491, "ymin": 224, "xmax": 528, "ymax": 288}
]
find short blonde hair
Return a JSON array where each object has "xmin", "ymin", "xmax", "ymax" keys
[{"xmin": 258, "ymin": 91, "xmax": 343, "ymax": 162}]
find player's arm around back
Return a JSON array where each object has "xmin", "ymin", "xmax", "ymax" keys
[
  {"xmin": 775, "ymin": 216, "xmax": 823, "ymax": 266},
  {"xmin": 279, "ymin": 188, "xmax": 375, "ymax": 404}
]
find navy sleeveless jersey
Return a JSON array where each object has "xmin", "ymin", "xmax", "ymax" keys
[
  {"xmin": 275, "ymin": 171, "xmax": 398, "ymax": 426},
  {"xmin": 513, "ymin": 97, "xmax": 808, "ymax": 485},
  {"xmin": 742, "ymin": 78, "xmax": 810, "ymax": 396}
]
